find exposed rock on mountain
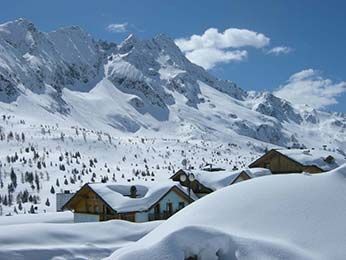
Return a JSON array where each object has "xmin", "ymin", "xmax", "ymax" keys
[{"xmin": 0, "ymin": 18, "xmax": 345, "ymax": 150}]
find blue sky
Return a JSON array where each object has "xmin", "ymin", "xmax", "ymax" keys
[{"xmin": 1, "ymin": 0, "xmax": 345, "ymax": 112}]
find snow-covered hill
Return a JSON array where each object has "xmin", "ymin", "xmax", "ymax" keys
[
  {"xmin": 0, "ymin": 18, "xmax": 345, "ymax": 217},
  {"xmin": 108, "ymin": 164, "xmax": 346, "ymax": 260}
]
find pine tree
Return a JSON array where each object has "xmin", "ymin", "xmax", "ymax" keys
[
  {"xmin": 45, "ymin": 198, "xmax": 50, "ymax": 207},
  {"xmin": 29, "ymin": 205, "xmax": 35, "ymax": 214},
  {"xmin": 50, "ymin": 186, "xmax": 55, "ymax": 194},
  {"xmin": 18, "ymin": 201, "xmax": 23, "ymax": 211},
  {"xmin": 34, "ymin": 173, "xmax": 40, "ymax": 191},
  {"xmin": 10, "ymin": 168, "xmax": 17, "ymax": 188},
  {"xmin": 22, "ymin": 190, "xmax": 29, "ymax": 203},
  {"xmin": 2, "ymin": 195, "xmax": 8, "ymax": 206}
]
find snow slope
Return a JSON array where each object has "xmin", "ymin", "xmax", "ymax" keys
[
  {"xmin": 0, "ymin": 18, "xmax": 345, "ymax": 218},
  {"xmin": 0, "ymin": 18, "xmax": 344, "ymax": 149},
  {"xmin": 0, "ymin": 218, "xmax": 161, "ymax": 260},
  {"xmin": 108, "ymin": 164, "xmax": 346, "ymax": 260}
]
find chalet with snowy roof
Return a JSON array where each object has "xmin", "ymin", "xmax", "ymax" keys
[
  {"xmin": 249, "ymin": 149, "xmax": 345, "ymax": 174},
  {"xmin": 62, "ymin": 182, "xmax": 194, "ymax": 223},
  {"xmin": 171, "ymin": 168, "xmax": 271, "ymax": 197}
]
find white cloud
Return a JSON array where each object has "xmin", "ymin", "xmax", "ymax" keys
[
  {"xmin": 274, "ymin": 69, "xmax": 346, "ymax": 109},
  {"xmin": 106, "ymin": 23, "xmax": 128, "ymax": 33},
  {"xmin": 267, "ymin": 46, "xmax": 293, "ymax": 55},
  {"xmin": 175, "ymin": 28, "xmax": 270, "ymax": 69},
  {"xmin": 185, "ymin": 48, "xmax": 247, "ymax": 70},
  {"xmin": 176, "ymin": 28, "xmax": 270, "ymax": 51}
]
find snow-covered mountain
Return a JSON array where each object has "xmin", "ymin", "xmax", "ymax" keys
[
  {"xmin": 0, "ymin": 18, "xmax": 345, "ymax": 217},
  {"xmin": 0, "ymin": 18, "xmax": 345, "ymax": 149}
]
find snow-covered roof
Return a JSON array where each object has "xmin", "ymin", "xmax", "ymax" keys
[
  {"xmin": 88, "ymin": 182, "xmax": 193, "ymax": 213},
  {"xmin": 190, "ymin": 168, "xmax": 271, "ymax": 191},
  {"xmin": 276, "ymin": 149, "xmax": 345, "ymax": 171},
  {"xmin": 242, "ymin": 168, "xmax": 272, "ymax": 178}
]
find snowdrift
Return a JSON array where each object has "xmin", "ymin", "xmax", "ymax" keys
[
  {"xmin": 0, "ymin": 219, "xmax": 161, "ymax": 260},
  {"xmin": 0, "ymin": 211, "xmax": 73, "ymax": 226},
  {"xmin": 108, "ymin": 164, "xmax": 346, "ymax": 260}
]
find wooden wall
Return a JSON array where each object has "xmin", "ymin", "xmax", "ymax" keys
[
  {"xmin": 67, "ymin": 185, "xmax": 151, "ymax": 222},
  {"xmin": 250, "ymin": 150, "xmax": 323, "ymax": 174}
]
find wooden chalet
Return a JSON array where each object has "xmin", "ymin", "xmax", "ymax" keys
[
  {"xmin": 171, "ymin": 168, "xmax": 271, "ymax": 197},
  {"xmin": 62, "ymin": 183, "xmax": 194, "ymax": 223},
  {"xmin": 249, "ymin": 149, "xmax": 343, "ymax": 174}
]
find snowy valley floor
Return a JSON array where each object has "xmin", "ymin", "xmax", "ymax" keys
[{"xmin": 0, "ymin": 212, "xmax": 161, "ymax": 260}]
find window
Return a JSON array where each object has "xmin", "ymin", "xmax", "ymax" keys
[
  {"xmin": 166, "ymin": 202, "xmax": 173, "ymax": 214},
  {"xmin": 178, "ymin": 202, "xmax": 185, "ymax": 209},
  {"xmin": 154, "ymin": 204, "xmax": 160, "ymax": 214},
  {"xmin": 106, "ymin": 207, "xmax": 113, "ymax": 215}
]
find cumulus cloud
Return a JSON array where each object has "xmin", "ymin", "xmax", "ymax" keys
[
  {"xmin": 267, "ymin": 46, "xmax": 293, "ymax": 55},
  {"xmin": 175, "ymin": 28, "xmax": 270, "ymax": 69},
  {"xmin": 274, "ymin": 69, "xmax": 346, "ymax": 109},
  {"xmin": 106, "ymin": 23, "xmax": 128, "ymax": 33},
  {"xmin": 176, "ymin": 28, "xmax": 270, "ymax": 51},
  {"xmin": 185, "ymin": 48, "xmax": 247, "ymax": 70}
]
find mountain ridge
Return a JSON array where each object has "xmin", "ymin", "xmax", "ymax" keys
[{"xmin": 0, "ymin": 18, "xmax": 345, "ymax": 151}]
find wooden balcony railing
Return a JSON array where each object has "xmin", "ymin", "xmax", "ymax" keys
[{"xmin": 148, "ymin": 209, "xmax": 182, "ymax": 221}]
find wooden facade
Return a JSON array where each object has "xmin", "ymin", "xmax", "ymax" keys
[
  {"xmin": 249, "ymin": 149, "xmax": 324, "ymax": 174},
  {"xmin": 62, "ymin": 184, "xmax": 136, "ymax": 221},
  {"xmin": 63, "ymin": 184, "xmax": 193, "ymax": 223},
  {"xmin": 230, "ymin": 171, "xmax": 251, "ymax": 184}
]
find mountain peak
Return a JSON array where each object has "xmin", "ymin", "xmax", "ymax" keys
[
  {"xmin": 154, "ymin": 33, "xmax": 174, "ymax": 43},
  {"xmin": 55, "ymin": 25, "xmax": 86, "ymax": 34},
  {"xmin": 0, "ymin": 18, "xmax": 37, "ymax": 33},
  {"xmin": 153, "ymin": 33, "xmax": 182, "ymax": 53}
]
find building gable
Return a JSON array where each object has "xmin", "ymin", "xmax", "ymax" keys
[
  {"xmin": 170, "ymin": 169, "xmax": 214, "ymax": 194},
  {"xmin": 230, "ymin": 171, "xmax": 251, "ymax": 185},
  {"xmin": 249, "ymin": 149, "xmax": 303, "ymax": 173},
  {"xmin": 147, "ymin": 186, "xmax": 193, "ymax": 212},
  {"xmin": 62, "ymin": 184, "xmax": 116, "ymax": 214},
  {"xmin": 249, "ymin": 149, "xmax": 324, "ymax": 174}
]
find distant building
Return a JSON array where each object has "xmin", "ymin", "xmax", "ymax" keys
[
  {"xmin": 201, "ymin": 163, "xmax": 225, "ymax": 172},
  {"xmin": 249, "ymin": 149, "xmax": 344, "ymax": 174},
  {"xmin": 56, "ymin": 191, "xmax": 75, "ymax": 212},
  {"xmin": 62, "ymin": 183, "xmax": 194, "ymax": 223},
  {"xmin": 171, "ymin": 168, "xmax": 271, "ymax": 197}
]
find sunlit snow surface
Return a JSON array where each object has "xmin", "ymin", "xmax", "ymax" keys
[
  {"xmin": 108, "ymin": 164, "xmax": 346, "ymax": 260},
  {"xmin": 0, "ymin": 18, "xmax": 345, "ymax": 260},
  {"xmin": 0, "ymin": 212, "xmax": 161, "ymax": 260}
]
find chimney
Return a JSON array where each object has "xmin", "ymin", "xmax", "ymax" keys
[{"xmin": 130, "ymin": 185, "xmax": 137, "ymax": 198}]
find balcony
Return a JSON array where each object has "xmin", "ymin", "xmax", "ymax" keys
[{"xmin": 148, "ymin": 210, "xmax": 180, "ymax": 221}]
